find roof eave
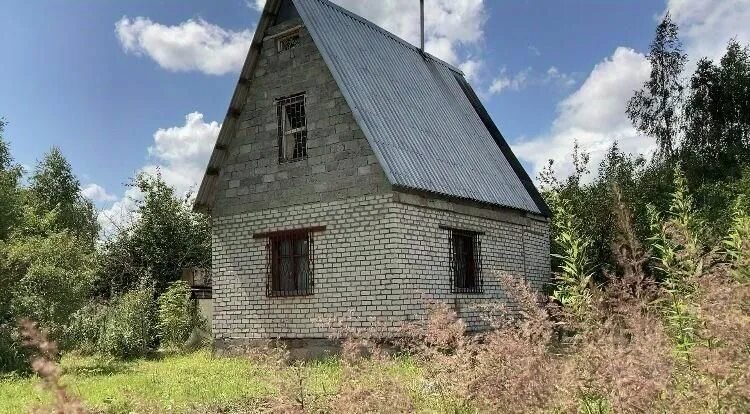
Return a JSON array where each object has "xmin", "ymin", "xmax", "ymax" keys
[{"xmin": 193, "ymin": 0, "xmax": 282, "ymax": 213}]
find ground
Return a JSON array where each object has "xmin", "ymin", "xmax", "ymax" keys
[{"xmin": 0, "ymin": 351, "xmax": 432, "ymax": 413}]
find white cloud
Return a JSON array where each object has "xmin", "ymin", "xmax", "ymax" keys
[
  {"xmin": 115, "ymin": 16, "xmax": 254, "ymax": 75},
  {"xmin": 458, "ymin": 59, "xmax": 482, "ymax": 83},
  {"xmin": 331, "ymin": 0, "xmax": 486, "ymax": 68},
  {"xmin": 511, "ymin": 0, "xmax": 750, "ymax": 182},
  {"xmin": 489, "ymin": 66, "xmax": 575, "ymax": 95},
  {"xmin": 247, "ymin": 0, "xmax": 265, "ymax": 11},
  {"xmin": 81, "ymin": 183, "xmax": 117, "ymax": 203},
  {"xmin": 121, "ymin": 1, "xmax": 486, "ymax": 78},
  {"xmin": 98, "ymin": 113, "xmax": 220, "ymax": 237},
  {"xmin": 489, "ymin": 67, "xmax": 530, "ymax": 94},
  {"xmin": 545, "ymin": 66, "xmax": 576, "ymax": 88},
  {"xmin": 668, "ymin": 0, "xmax": 750, "ymax": 63},
  {"xmin": 513, "ymin": 47, "xmax": 653, "ymax": 180}
]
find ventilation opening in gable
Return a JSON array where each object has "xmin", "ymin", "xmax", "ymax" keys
[{"xmin": 277, "ymin": 31, "xmax": 300, "ymax": 52}]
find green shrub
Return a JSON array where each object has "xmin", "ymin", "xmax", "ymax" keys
[
  {"xmin": 157, "ymin": 281, "xmax": 201, "ymax": 350},
  {"xmin": 98, "ymin": 287, "xmax": 155, "ymax": 359},
  {"xmin": 64, "ymin": 301, "xmax": 108, "ymax": 353},
  {"xmin": 0, "ymin": 324, "xmax": 28, "ymax": 373}
]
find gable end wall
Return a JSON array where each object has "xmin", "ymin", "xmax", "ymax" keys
[{"xmin": 213, "ymin": 18, "xmax": 389, "ymax": 217}]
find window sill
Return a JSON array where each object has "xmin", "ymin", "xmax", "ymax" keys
[
  {"xmin": 266, "ymin": 290, "xmax": 314, "ymax": 298},
  {"xmin": 278, "ymin": 156, "xmax": 308, "ymax": 164},
  {"xmin": 452, "ymin": 288, "xmax": 484, "ymax": 294}
]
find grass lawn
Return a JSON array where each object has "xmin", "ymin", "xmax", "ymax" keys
[{"xmin": 0, "ymin": 351, "xmax": 432, "ymax": 413}]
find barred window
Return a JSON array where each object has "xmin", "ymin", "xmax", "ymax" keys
[
  {"xmin": 253, "ymin": 226, "xmax": 324, "ymax": 297},
  {"xmin": 442, "ymin": 226, "xmax": 483, "ymax": 293},
  {"xmin": 276, "ymin": 93, "xmax": 307, "ymax": 162}
]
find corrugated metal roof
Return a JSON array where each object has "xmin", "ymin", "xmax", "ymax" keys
[{"xmin": 293, "ymin": 0, "xmax": 543, "ymax": 214}]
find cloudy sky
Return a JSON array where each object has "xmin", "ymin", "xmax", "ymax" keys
[{"xmin": 2, "ymin": 0, "xmax": 749, "ymax": 232}]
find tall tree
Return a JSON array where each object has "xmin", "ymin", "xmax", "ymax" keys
[
  {"xmin": 28, "ymin": 147, "xmax": 98, "ymax": 246},
  {"xmin": 683, "ymin": 40, "xmax": 750, "ymax": 181},
  {"xmin": 627, "ymin": 12, "xmax": 687, "ymax": 158},
  {"xmin": 0, "ymin": 119, "xmax": 23, "ymax": 240}
]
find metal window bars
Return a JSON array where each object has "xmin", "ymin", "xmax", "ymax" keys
[
  {"xmin": 255, "ymin": 228, "xmax": 319, "ymax": 297},
  {"xmin": 445, "ymin": 227, "xmax": 483, "ymax": 293},
  {"xmin": 276, "ymin": 93, "xmax": 307, "ymax": 162}
]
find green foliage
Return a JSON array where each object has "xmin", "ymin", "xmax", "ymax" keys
[
  {"xmin": 28, "ymin": 147, "xmax": 98, "ymax": 247},
  {"xmin": 64, "ymin": 301, "xmax": 109, "ymax": 354},
  {"xmin": 0, "ymin": 325, "xmax": 28, "ymax": 374},
  {"xmin": 723, "ymin": 197, "xmax": 750, "ymax": 282},
  {"xmin": 157, "ymin": 281, "xmax": 201, "ymax": 349},
  {"xmin": 548, "ymin": 191, "xmax": 594, "ymax": 319},
  {"xmin": 683, "ymin": 41, "xmax": 750, "ymax": 183},
  {"xmin": 1, "ymin": 231, "xmax": 97, "ymax": 343},
  {"xmin": 646, "ymin": 167, "xmax": 702, "ymax": 358},
  {"xmin": 626, "ymin": 12, "xmax": 687, "ymax": 158},
  {"xmin": 540, "ymin": 142, "xmax": 670, "ymax": 279},
  {"xmin": 99, "ymin": 172, "xmax": 210, "ymax": 297},
  {"xmin": 0, "ymin": 119, "xmax": 23, "ymax": 241},
  {"xmin": 97, "ymin": 287, "xmax": 156, "ymax": 359}
]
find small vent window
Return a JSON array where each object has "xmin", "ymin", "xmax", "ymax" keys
[
  {"xmin": 276, "ymin": 93, "xmax": 307, "ymax": 162},
  {"xmin": 277, "ymin": 33, "xmax": 300, "ymax": 52},
  {"xmin": 444, "ymin": 227, "xmax": 483, "ymax": 293}
]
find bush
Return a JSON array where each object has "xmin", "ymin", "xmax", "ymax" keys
[
  {"xmin": 97, "ymin": 287, "xmax": 155, "ymax": 359},
  {"xmin": 157, "ymin": 281, "xmax": 201, "ymax": 349},
  {"xmin": 0, "ymin": 324, "xmax": 28, "ymax": 373},
  {"xmin": 64, "ymin": 301, "xmax": 108, "ymax": 353},
  {"xmin": 3, "ymin": 232, "xmax": 97, "ymax": 344}
]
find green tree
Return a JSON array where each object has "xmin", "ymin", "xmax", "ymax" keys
[
  {"xmin": 683, "ymin": 40, "xmax": 750, "ymax": 181},
  {"xmin": 99, "ymin": 172, "xmax": 210, "ymax": 296},
  {"xmin": 0, "ymin": 119, "xmax": 23, "ymax": 240},
  {"xmin": 28, "ymin": 147, "xmax": 98, "ymax": 246},
  {"xmin": 627, "ymin": 12, "xmax": 687, "ymax": 158}
]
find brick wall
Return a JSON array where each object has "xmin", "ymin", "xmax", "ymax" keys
[
  {"xmin": 387, "ymin": 193, "xmax": 551, "ymax": 328},
  {"xmin": 212, "ymin": 193, "xmax": 399, "ymax": 342},
  {"xmin": 214, "ymin": 19, "xmax": 390, "ymax": 218},
  {"xmin": 212, "ymin": 192, "xmax": 550, "ymax": 344}
]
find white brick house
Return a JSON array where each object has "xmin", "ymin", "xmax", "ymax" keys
[{"xmin": 194, "ymin": 0, "xmax": 551, "ymax": 347}]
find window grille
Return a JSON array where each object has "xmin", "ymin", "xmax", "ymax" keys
[
  {"xmin": 277, "ymin": 33, "xmax": 300, "ymax": 51},
  {"xmin": 254, "ymin": 226, "xmax": 324, "ymax": 297},
  {"xmin": 443, "ymin": 226, "xmax": 483, "ymax": 293},
  {"xmin": 276, "ymin": 93, "xmax": 307, "ymax": 162}
]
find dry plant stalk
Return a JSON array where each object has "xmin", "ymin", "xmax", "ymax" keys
[
  {"xmin": 322, "ymin": 314, "xmax": 414, "ymax": 413},
  {"xmin": 19, "ymin": 319, "xmax": 87, "ymax": 414}
]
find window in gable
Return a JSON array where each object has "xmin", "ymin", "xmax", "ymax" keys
[
  {"xmin": 443, "ymin": 226, "xmax": 483, "ymax": 293},
  {"xmin": 277, "ymin": 32, "xmax": 300, "ymax": 52},
  {"xmin": 276, "ymin": 93, "xmax": 307, "ymax": 162}
]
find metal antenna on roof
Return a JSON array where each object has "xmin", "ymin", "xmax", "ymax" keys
[{"xmin": 420, "ymin": 0, "xmax": 425, "ymax": 53}]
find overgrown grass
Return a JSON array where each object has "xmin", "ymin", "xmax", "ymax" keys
[{"xmin": 0, "ymin": 351, "xmax": 431, "ymax": 413}]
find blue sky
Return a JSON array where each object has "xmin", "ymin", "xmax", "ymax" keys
[{"xmin": 2, "ymin": 0, "xmax": 749, "ymax": 232}]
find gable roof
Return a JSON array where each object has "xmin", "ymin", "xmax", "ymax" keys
[{"xmin": 195, "ymin": 0, "xmax": 550, "ymax": 217}]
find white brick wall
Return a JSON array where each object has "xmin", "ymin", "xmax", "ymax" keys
[{"xmin": 212, "ymin": 192, "xmax": 550, "ymax": 344}]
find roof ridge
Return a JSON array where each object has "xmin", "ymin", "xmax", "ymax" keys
[{"xmin": 309, "ymin": 0, "xmax": 464, "ymax": 75}]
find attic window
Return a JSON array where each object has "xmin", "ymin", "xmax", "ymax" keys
[
  {"xmin": 276, "ymin": 93, "xmax": 307, "ymax": 162},
  {"xmin": 277, "ymin": 32, "xmax": 300, "ymax": 52}
]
